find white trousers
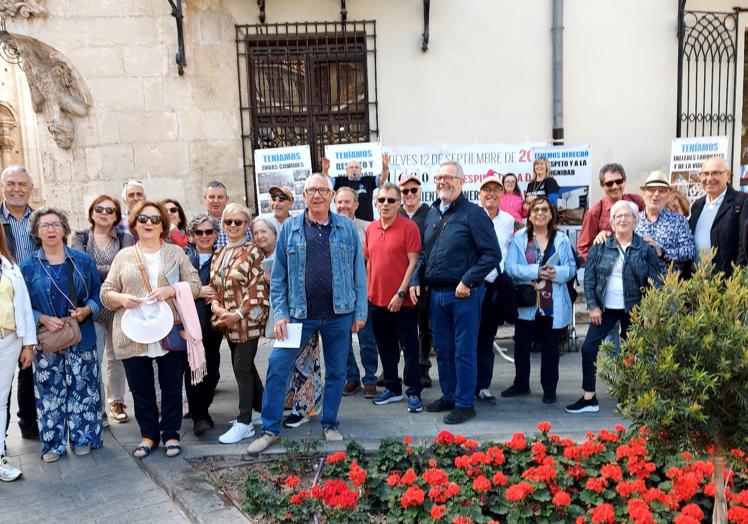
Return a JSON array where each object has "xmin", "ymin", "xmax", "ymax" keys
[{"xmin": 0, "ymin": 333, "xmax": 22, "ymax": 456}]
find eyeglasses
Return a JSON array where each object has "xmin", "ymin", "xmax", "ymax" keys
[
  {"xmin": 136, "ymin": 214, "xmax": 163, "ymax": 225},
  {"xmin": 94, "ymin": 205, "xmax": 115, "ymax": 215},
  {"xmin": 270, "ymin": 193, "xmax": 291, "ymax": 202},
  {"xmin": 377, "ymin": 197, "xmax": 398, "ymax": 204},
  {"xmin": 532, "ymin": 206, "xmax": 551, "ymax": 214},
  {"xmin": 603, "ymin": 178, "xmax": 625, "ymax": 188},
  {"xmin": 434, "ymin": 175, "xmax": 460, "ymax": 182},
  {"xmin": 305, "ymin": 187, "xmax": 331, "ymax": 196},
  {"xmin": 167, "ymin": 206, "xmax": 179, "ymax": 214},
  {"xmin": 223, "ymin": 218, "xmax": 245, "ymax": 227},
  {"xmin": 401, "ymin": 187, "xmax": 419, "ymax": 195},
  {"xmin": 193, "ymin": 229, "xmax": 215, "ymax": 237},
  {"xmin": 700, "ymin": 170, "xmax": 725, "ymax": 178},
  {"xmin": 38, "ymin": 222, "xmax": 62, "ymax": 230},
  {"xmin": 613, "ymin": 213, "xmax": 634, "ymax": 221},
  {"xmin": 481, "ymin": 186, "xmax": 504, "ymax": 194}
]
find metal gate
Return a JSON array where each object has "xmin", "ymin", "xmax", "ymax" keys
[
  {"xmin": 236, "ymin": 21, "xmax": 379, "ymax": 209},
  {"xmin": 676, "ymin": 4, "xmax": 739, "ymax": 164}
]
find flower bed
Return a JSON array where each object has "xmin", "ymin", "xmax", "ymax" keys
[{"xmin": 242, "ymin": 423, "xmax": 748, "ymax": 523}]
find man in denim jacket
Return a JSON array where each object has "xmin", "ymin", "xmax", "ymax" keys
[{"xmin": 248, "ymin": 174, "xmax": 367, "ymax": 453}]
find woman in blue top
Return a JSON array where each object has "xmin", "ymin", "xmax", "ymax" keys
[
  {"xmin": 504, "ymin": 196, "xmax": 576, "ymax": 404},
  {"xmin": 20, "ymin": 207, "xmax": 103, "ymax": 463}
]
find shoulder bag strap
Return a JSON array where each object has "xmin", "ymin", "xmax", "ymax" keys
[
  {"xmin": 424, "ymin": 209, "xmax": 451, "ymax": 265},
  {"xmin": 133, "ymin": 246, "xmax": 153, "ymax": 294},
  {"xmin": 65, "ymin": 258, "xmax": 79, "ymax": 306}
]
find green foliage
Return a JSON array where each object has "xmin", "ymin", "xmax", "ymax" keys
[{"xmin": 599, "ymin": 256, "xmax": 748, "ymax": 454}]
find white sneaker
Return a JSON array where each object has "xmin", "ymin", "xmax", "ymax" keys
[
  {"xmin": 218, "ymin": 421, "xmax": 255, "ymax": 444},
  {"xmin": 324, "ymin": 428, "xmax": 344, "ymax": 442},
  {"xmin": 0, "ymin": 457, "xmax": 22, "ymax": 481}
]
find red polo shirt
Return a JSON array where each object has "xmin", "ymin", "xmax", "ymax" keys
[{"xmin": 364, "ymin": 214, "xmax": 421, "ymax": 307}]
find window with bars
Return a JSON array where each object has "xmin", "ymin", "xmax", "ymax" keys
[{"xmin": 236, "ymin": 21, "xmax": 379, "ymax": 208}]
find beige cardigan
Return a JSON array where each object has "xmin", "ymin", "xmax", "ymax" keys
[{"xmin": 100, "ymin": 243, "xmax": 201, "ymax": 359}]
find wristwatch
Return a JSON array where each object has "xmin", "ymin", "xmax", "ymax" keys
[{"xmin": 397, "ymin": 290, "xmax": 406, "ymax": 298}]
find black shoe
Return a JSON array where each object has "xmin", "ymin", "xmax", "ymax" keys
[
  {"xmin": 476, "ymin": 389, "xmax": 498, "ymax": 406},
  {"xmin": 20, "ymin": 426, "xmax": 39, "ymax": 440},
  {"xmin": 443, "ymin": 407, "xmax": 476, "ymax": 425},
  {"xmin": 193, "ymin": 419, "xmax": 213, "ymax": 436},
  {"xmin": 542, "ymin": 395, "xmax": 557, "ymax": 405},
  {"xmin": 425, "ymin": 398, "xmax": 455, "ymax": 413},
  {"xmin": 500, "ymin": 385, "xmax": 531, "ymax": 398},
  {"xmin": 565, "ymin": 395, "xmax": 600, "ymax": 414}
]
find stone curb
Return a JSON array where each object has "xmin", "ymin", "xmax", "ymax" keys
[{"xmin": 135, "ymin": 453, "xmax": 250, "ymax": 524}]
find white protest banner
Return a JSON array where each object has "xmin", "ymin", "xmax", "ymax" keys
[
  {"xmin": 669, "ymin": 136, "xmax": 728, "ymax": 202},
  {"xmin": 324, "ymin": 142, "xmax": 383, "ymax": 179},
  {"xmin": 385, "ymin": 143, "xmax": 543, "ymax": 205},
  {"xmin": 532, "ymin": 145, "xmax": 592, "ymax": 229},
  {"xmin": 254, "ymin": 145, "xmax": 312, "ymax": 214}
]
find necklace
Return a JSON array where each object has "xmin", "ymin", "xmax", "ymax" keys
[{"xmin": 48, "ymin": 262, "xmax": 65, "ymax": 281}]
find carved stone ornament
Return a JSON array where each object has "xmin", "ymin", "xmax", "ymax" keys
[
  {"xmin": 0, "ymin": 1, "xmax": 48, "ymax": 18},
  {"xmin": 10, "ymin": 35, "xmax": 91, "ymax": 149}
]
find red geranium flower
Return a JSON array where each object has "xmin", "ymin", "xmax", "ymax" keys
[
  {"xmin": 400, "ymin": 468, "xmax": 418, "ymax": 485},
  {"xmin": 325, "ymin": 451, "xmax": 347, "ymax": 465},
  {"xmin": 386, "ymin": 472, "xmax": 401, "ymax": 487},
  {"xmin": 508, "ymin": 432, "xmax": 527, "ymax": 451},
  {"xmin": 505, "ymin": 481, "xmax": 534, "ymax": 502},
  {"xmin": 552, "ymin": 490, "xmax": 571, "ymax": 508},
  {"xmin": 400, "ymin": 485, "xmax": 425, "ymax": 508},
  {"xmin": 452, "ymin": 516, "xmax": 473, "ymax": 524},
  {"xmin": 600, "ymin": 463, "xmax": 623, "ymax": 482},
  {"xmin": 590, "ymin": 503, "xmax": 616, "ymax": 523},
  {"xmin": 472, "ymin": 475, "xmax": 491, "ymax": 492},
  {"xmin": 348, "ymin": 460, "xmax": 367, "ymax": 487},
  {"xmin": 537, "ymin": 421, "xmax": 552, "ymax": 432},
  {"xmin": 431, "ymin": 504, "xmax": 447, "ymax": 520},
  {"xmin": 403, "ymin": 436, "xmax": 412, "ymax": 445},
  {"xmin": 284, "ymin": 474, "xmax": 300, "ymax": 488},
  {"xmin": 492, "ymin": 472, "xmax": 507, "ymax": 486},
  {"xmin": 423, "ymin": 467, "xmax": 449, "ymax": 486}
]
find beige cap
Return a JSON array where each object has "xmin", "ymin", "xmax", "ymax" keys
[
  {"xmin": 480, "ymin": 174, "xmax": 504, "ymax": 190},
  {"xmin": 640, "ymin": 170, "xmax": 670, "ymax": 190},
  {"xmin": 268, "ymin": 185, "xmax": 294, "ymax": 200},
  {"xmin": 398, "ymin": 173, "xmax": 421, "ymax": 186}
]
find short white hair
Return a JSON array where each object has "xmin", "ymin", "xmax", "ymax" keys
[
  {"xmin": 609, "ymin": 200, "xmax": 639, "ymax": 227},
  {"xmin": 1, "ymin": 165, "xmax": 31, "ymax": 183},
  {"xmin": 304, "ymin": 173, "xmax": 333, "ymax": 191},
  {"xmin": 121, "ymin": 180, "xmax": 145, "ymax": 201}
]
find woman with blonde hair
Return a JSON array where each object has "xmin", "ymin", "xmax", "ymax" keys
[
  {"xmin": 211, "ymin": 203, "xmax": 268, "ymax": 444},
  {"xmin": 524, "ymin": 156, "xmax": 560, "ymax": 213},
  {"xmin": 0, "ymin": 224, "xmax": 35, "ymax": 479}
]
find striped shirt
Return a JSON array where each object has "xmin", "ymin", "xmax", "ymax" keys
[{"xmin": 0, "ymin": 202, "xmax": 34, "ymax": 264}]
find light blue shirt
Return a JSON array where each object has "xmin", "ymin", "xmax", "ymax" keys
[{"xmin": 694, "ymin": 187, "xmax": 727, "ymax": 257}]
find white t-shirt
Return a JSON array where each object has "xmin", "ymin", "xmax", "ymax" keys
[
  {"xmin": 603, "ymin": 243, "xmax": 629, "ymax": 310},
  {"xmin": 140, "ymin": 250, "xmax": 168, "ymax": 359}
]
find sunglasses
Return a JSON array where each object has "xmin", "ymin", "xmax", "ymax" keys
[
  {"xmin": 532, "ymin": 206, "xmax": 551, "ymax": 214},
  {"xmin": 401, "ymin": 188, "xmax": 419, "ymax": 195},
  {"xmin": 193, "ymin": 229, "xmax": 215, "ymax": 237},
  {"xmin": 167, "ymin": 206, "xmax": 179, "ymax": 214},
  {"xmin": 94, "ymin": 205, "xmax": 115, "ymax": 215},
  {"xmin": 136, "ymin": 214, "xmax": 163, "ymax": 225},
  {"xmin": 377, "ymin": 197, "xmax": 398, "ymax": 204},
  {"xmin": 603, "ymin": 178, "xmax": 625, "ymax": 188},
  {"xmin": 270, "ymin": 193, "xmax": 291, "ymax": 202},
  {"xmin": 223, "ymin": 218, "xmax": 245, "ymax": 227}
]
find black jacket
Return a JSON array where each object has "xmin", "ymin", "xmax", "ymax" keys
[
  {"xmin": 411, "ymin": 193, "xmax": 501, "ymax": 289},
  {"xmin": 689, "ymin": 186, "xmax": 748, "ymax": 275},
  {"xmin": 185, "ymin": 244, "xmax": 214, "ymax": 331},
  {"xmin": 399, "ymin": 203, "xmax": 430, "ymax": 237}
]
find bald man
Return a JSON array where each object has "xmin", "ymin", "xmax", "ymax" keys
[
  {"xmin": 321, "ymin": 154, "xmax": 389, "ymax": 221},
  {"xmin": 690, "ymin": 156, "xmax": 748, "ymax": 275}
]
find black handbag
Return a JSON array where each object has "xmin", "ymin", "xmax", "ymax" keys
[{"xmin": 514, "ymin": 283, "xmax": 537, "ymax": 308}]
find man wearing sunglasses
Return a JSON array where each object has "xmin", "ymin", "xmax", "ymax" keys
[
  {"xmin": 248, "ymin": 174, "xmax": 367, "ymax": 453},
  {"xmin": 258, "ymin": 185, "xmax": 294, "ymax": 235},
  {"xmin": 0, "ymin": 165, "xmax": 38, "ymax": 439},
  {"xmin": 577, "ymin": 163, "xmax": 644, "ymax": 261},
  {"xmin": 397, "ymin": 173, "xmax": 433, "ymax": 388},
  {"xmin": 321, "ymin": 153, "xmax": 390, "ymax": 222}
]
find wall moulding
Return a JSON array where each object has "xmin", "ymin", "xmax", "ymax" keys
[{"xmin": 0, "ymin": 1, "xmax": 48, "ymax": 18}]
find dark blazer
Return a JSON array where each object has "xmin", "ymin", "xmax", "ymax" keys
[{"xmin": 689, "ymin": 186, "xmax": 748, "ymax": 275}]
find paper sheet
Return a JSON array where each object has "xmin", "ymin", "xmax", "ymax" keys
[{"xmin": 273, "ymin": 323, "xmax": 303, "ymax": 348}]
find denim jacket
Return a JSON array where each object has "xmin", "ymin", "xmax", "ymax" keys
[
  {"xmin": 584, "ymin": 233, "xmax": 661, "ymax": 312},
  {"xmin": 271, "ymin": 212, "xmax": 367, "ymax": 322},
  {"xmin": 505, "ymin": 229, "xmax": 576, "ymax": 329},
  {"xmin": 20, "ymin": 247, "xmax": 102, "ymax": 349}
]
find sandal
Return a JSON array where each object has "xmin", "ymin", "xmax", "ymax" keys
[
  {"xmin": 164, "ymin": 439, "xmax": 181, "ymax": 458},
  {"xmin": 133, "ymin": 438, "xmax": 156, "ymax": 459}
]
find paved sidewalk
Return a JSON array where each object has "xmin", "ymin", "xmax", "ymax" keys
[{"xmin": 4, "ymin": 323, "xmax": 625, "ymax": 522}]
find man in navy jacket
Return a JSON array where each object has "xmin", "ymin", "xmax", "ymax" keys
[{"xmin": 409, "ymin": 161, "xmax": 501, "ymax": 424}]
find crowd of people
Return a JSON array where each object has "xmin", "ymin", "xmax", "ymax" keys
[{"xmin": 0, "ymin": 152, "xmax": 744, "ymax": 476}]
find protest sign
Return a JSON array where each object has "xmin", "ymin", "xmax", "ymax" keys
[
  {"xmin": 324, "ymin": 142, "xmax": 383, "ymax": 180},
  {"xmin": 669, "ymin": 136, "xmax": 728, "ymax": 202},
  {"xmin": 532, "ymin": 145, "xmax": 592, "ymax": 228},
  {"xmin": 254, "ymin": 145, "xmax": 312, "ymax": 214}
]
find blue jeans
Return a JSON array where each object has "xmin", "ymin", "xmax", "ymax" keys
[
  {"xmin": 346, "ymin": 308, "xmax": 379, "ymax": 385},
  {"xmin": 261, "ymin": 314, "xmax": 353, "ymax": 435},
  {"xmin": 429, "ymin": 286, "xmax": 484, "ymax": 409}
]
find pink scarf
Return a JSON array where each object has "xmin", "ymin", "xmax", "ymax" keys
[{"xmin": 172, "ymin": 282, "xmax": 206, "ymax": 384}]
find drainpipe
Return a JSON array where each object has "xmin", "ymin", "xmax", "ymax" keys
[{"xmin": 552, "ymin": 0, "xmax": 564, "ymax": 145}]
